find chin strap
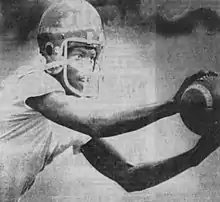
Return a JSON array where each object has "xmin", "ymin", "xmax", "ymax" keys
[
  {"xmin": 44, "ymin": 59, "xmax": 103, "ymax": 98},
  {"xmin": 44, "ymin": 59, "xmax": 67, "ymax": 75},
  {"xmin": 63, "ymin": 65, "xmax": 104, "ymax": 98},
  {"xmin": 62, "ymin": 64, "xmax": 84, "ymax": 97}
]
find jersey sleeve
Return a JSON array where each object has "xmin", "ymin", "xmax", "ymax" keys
[{"xmin": 17, "ymin": 70, "xmax": 65, "ymax": 108}]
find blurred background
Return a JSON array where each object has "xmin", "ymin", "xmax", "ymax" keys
[
  {"xmin": 1, "ymin": 0, "xmax": 220, "ymax": 202},
  {"xmin": 1, "ymin": 0, "xmax": 220, "ymax": 42}
]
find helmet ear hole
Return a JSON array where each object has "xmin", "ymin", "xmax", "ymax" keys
[
  {"xmin": 37, "ymin": 0, "xmax": 106, "ymax": 60},
  {"xmin": 45, "ymin": 42, "xmax": 54, "ymax": 56}
]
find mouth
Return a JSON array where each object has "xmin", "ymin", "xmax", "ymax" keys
[
  {"xmin": 78, "ymin": 75, "xmax": 87, "ymax": 82},
  {"xmin": 63, "ymin": 60, "xmax": 100, "ymax": 98}
]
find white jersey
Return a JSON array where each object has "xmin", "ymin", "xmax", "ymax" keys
[{"xmin": 0, "ymin": 65, "xmax": 90, "ymax": 190}]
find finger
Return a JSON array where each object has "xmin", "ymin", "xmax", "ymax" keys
[
  {"xmin": 183, "ymin": 70, "xmax": 215, "ymax": 85},
  {"xmin": 181, "ymin": 72, "xmax": 205, "ymax": 87},
  {"xmin": 206, "ymin": 71, "xmax": 219, "ymax": 77},
  {"xmin": 200, "ymin": 70, "xmax": 218, "ymax": 77},
  {"xmin": 197, "ymin": 71, "xmax": 219, "ymax": 81},
  {"xmin": 191, "ymin": 70, "xmax": 207, "ymax": 80}
]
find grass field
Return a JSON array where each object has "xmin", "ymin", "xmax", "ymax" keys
[{"xmin": 1, "ymin": 24, "xmax": 220, "ymax": 201}]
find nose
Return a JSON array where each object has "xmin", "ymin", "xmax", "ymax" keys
[{"xmin": 69, "ymin": 59, "xmax": 94, "ymax": 72}]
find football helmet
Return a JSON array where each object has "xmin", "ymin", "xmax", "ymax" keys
[{"xmin": 37, "ymin": 0, "xmax": 105, "ymax": 98}]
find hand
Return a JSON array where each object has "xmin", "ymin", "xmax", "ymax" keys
[{"xmin": 173, "ymin": 70, "xmax": 218, "ymax": 106}]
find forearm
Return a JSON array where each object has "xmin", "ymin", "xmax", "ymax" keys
[
  {"xmin": 47, "ymin": 98, "xmax": 178, "ymax": 138},
  {"xmin": 80, "ymin": 138, "xmax": 133, "ymax": 189},
  {"xmin": 81, "ymin": 137, "xmax": 217, "ymax": 192},
  {"xmin": 28, "ymin": 93, "xmax": 178, "ymax": 138},
  {"xmin": 81, "ymin": 138, "xmax": 193, "ymax": 192},
  {"xmin": 95, "ymin": 99, "xmax": 179, "ymax": 137}
]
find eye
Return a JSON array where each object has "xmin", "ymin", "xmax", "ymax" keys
[
  {"xmin": 74, "ymin": 54, "xmax": 83, "ymax": 60},
  {"xmin": 89, "ymin": 51, "xmax": 96, "ymax": 61},
  {"xmin": 89, "ymin": 57, "xmax": 95, "ymax": 64},
  {"xmin": 90, "ymin": 49, "xmax": 96, "ymax": 58}
]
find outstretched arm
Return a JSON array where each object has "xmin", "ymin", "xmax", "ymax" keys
[
  {"xmin": 96, "ymin": 99, "xmax": 178, "ymax": 137},
  {"xmin": 80, "ymin": 136, "xmax": 219, "ymax": 192},
  {"xmin": 26, "ymin": 70, "xmax": 218, "ymax": 139},
  {"xmin": 26, "ymin": 92, "xmax": 177, "ymax": 138}
]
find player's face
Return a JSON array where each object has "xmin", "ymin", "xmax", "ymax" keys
[
  {"xmin": 67, "ymin": 46, "xmax": 96, "ymax": 71},
  {"xmin": 63, "ymin": 46, "xmax": 97, "ymax": 96}
]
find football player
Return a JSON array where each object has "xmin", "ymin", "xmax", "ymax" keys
[{"xmin": 0, "ymin": 0, "xmax": 219, "ymax": 201}]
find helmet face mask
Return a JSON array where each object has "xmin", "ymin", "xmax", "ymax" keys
[{"xmin": 37, "ymin": 0, "xmax": 105, "ymax": 98}]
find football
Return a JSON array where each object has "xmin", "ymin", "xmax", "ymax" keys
[{"xmin": 180, "ymin": 75, "xmax": 220, "ymax": 136}]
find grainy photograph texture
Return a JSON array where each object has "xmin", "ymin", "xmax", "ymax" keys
[{"xmin": 1, "ymin": 0, "xmax": 220, "ymax": 201}]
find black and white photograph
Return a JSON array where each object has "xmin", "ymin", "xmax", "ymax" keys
[{"xmin": 1, "ymin": 0, "xmax": 220, "ymax": 201}]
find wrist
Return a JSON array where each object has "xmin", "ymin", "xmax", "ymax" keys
[
  {"xmin": 150, "ymin": 99, "xmax": 180, "ymax": 122},
  {"xmin": 189, "ymin": 136, "xmax": 219, "ymax": 167},
  {"xmin": 164, "ymin": 99, "xmax": 180, "ymax": 115},
  {"xmin": 170, "ymin": 99, "xmax": 180, "ymax": 113}
]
